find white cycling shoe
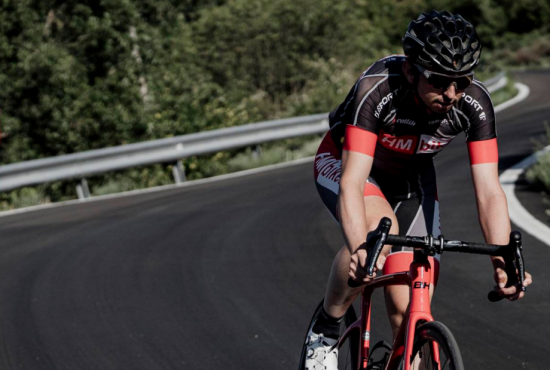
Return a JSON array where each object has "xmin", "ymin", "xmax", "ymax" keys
[{"xmin": 304, "ymin": 329, "xmax": 339, "ymax": 370}]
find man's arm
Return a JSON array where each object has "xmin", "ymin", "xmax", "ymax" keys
[
  {"xmin": 471, "ymin": 163, "xmax": 510, "ymax": 244},
  {"xmin": 471, "ymin": 163, "xmax": 532, "ymax": 300},
  {"xmin": 338, "ymin": 150, "xmax": 373, "ymax": 256}
]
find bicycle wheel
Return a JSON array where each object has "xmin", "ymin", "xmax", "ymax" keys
[
  {"xmin": 298, "ymin": 299, "xmax": 359, "ymax": 370},
  {"xmin": 398, "ymin": 321, "xmax": 464, "ymax": 370}
]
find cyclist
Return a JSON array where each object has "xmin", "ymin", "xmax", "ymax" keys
[{"xmin": 306, "ymin": 10, "xmax": 533, "ymax": 369}]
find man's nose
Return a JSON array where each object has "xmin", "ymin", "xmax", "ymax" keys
[{"xmin": 443, "ymin": 83, "xmax": 457, "ymax": 100}]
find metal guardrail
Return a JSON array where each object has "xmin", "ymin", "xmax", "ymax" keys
[{"xmin": 0, "ymin": 73, "xmax": 506, "ymax": 196}]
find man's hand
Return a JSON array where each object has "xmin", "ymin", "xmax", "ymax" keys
[
  {"xmin": 492, "ymin": 258, "xmax": 533, "ymax": 301},
  {"xmin": 348, "ymin": 244, "xmax": 389, "ymax": 284}
]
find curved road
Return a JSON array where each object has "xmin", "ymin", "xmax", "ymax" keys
[{"xmin": 0, "ymin": 71, "xmax": 549, "ymax": 369}]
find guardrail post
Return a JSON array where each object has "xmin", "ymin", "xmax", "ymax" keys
[
  {"xmin": 172, "ymin": 160, "xmax": 186, "ymax": 184},
  {"xmin": 252, "ymin": 145, "xmax": 262, "ymax": 160},
  {"xmin": 76, "ymin": 178, "xmax": 91, "ymax": 200}
]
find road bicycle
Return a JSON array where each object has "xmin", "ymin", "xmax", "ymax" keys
[{"xmin": 298, "ymin": 217, "xmax": 527, "ymax": 370}]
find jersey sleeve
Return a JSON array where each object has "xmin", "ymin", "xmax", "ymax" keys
[
  {"xmin": 341, "ymin": 74, "xmax": 391, "ymax": 156},
  {"xmin": 462, "ymin": 81, "xmax": 498, "ymax": 164},
  {"xmin": 462, "ymin": 80, "xmax": 497, "ymax": 142},
  {"xmin": 352, "ymin": 74, "xmax": 390, "ymax": 133},
  {"xmin": 343, "ymin": 124, "xmax": 378, "ymax": 157},
  {"xmin": 331, "ymin": 56, "xmax": 405, "ymax": 157}
]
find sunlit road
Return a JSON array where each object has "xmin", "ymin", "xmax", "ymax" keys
[{"xmin": 0, "ymin": 70, "xmax": 549, "ymax": 369}]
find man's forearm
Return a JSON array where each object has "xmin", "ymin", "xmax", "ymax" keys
[
  {"xmin": 476, "ymin": 189, "xmax": 511, "ymax": 246},
  {"xmin": 338, "ymin": 185, "xmax": 368, "ymax": 253}
]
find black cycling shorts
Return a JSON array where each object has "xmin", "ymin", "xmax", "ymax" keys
[{"xmin": 314, "ymin": 132, "xmax": 441, "ymax": 281}]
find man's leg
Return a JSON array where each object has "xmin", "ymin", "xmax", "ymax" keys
[
  {"xmin": 384, "ymin": 191, "xmax": 440, "ymax": 340},
  {"xmin": 322, "ymin": 193, "xmax": 439, "ymax": 339},
  {"xmin": 323, "ymin": 195, "xmax": 398, "ymax": 318},
  {"xmin": 384, "ymin": 281, "xmax": 436, "ymax": 339}
]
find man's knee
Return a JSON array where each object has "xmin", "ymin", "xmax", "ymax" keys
[{"xmin": 363, "ymin": 196, "xmax": 399, "ymax": 235}]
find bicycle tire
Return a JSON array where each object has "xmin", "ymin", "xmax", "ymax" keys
[
  {"xmin": 298, "ymin": 299, "xmax": 359, "ymax": 370},
  {"xmin": 397, "ymin": 321, "xmax": 464, "ymax": 370}
]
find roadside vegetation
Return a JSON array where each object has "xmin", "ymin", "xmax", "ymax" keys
[
  {"xmin": 489, "ymin": 76, "xmax": 518, "ymax": 106},
  {"xmin": 0, "ymin": 0, "xmax": 549, "ymax": 210},
  {"xmin": 525, "ymin": 124, "xmax": 550, "ymax": 198}
]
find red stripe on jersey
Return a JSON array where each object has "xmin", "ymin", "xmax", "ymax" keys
[
  {"xmin": 343, "ymin": 125, "xmax": 377, "ymax": 157},
  {"xmin": 468, "ymin": 138, "xmax": 498, "ymax": 165}
]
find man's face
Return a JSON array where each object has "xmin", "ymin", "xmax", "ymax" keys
[
  {"xmin": 416, "ymin": 73, "xmax": 465, "ymax": 114},
  {"xmin": 402, "ymin": 61, "xmax": 471, "ymax": 114}
]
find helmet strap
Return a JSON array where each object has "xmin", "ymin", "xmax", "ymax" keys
[{"xmin": 410, "ymin": 66, "xmax": 421, "ymax": 91}]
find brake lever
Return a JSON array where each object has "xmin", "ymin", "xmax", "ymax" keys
[
  {"xmin": 488, "ymin": 231, "xmax": 526, "ymax": 302},
  {"xmin": 347, "ymin": 217, "xmax": 392, "ymax": 288},
  {"xmin": 365, "ymin": 217, "xmax": 392, "ymax": 277}
]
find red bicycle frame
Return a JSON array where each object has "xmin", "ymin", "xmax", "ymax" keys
[{"xmin": 338, "ymin": 254, "xmax": 440, "ymax": 370}]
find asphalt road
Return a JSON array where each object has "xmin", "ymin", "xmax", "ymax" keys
[{"xmin": 0, "ymin": 70, "xmax": 549, "ymax": 369}]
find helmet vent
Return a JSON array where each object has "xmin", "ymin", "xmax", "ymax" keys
[
  {"xmin": 471, "ymin": 40, "xmax": 479, "ymax": 49},
  {"xmin": 452, "ymin": 37, "xmax": 461, "ymax": 51},
  {"xmin": 445, "ymin": 22, "xmax": 457, "ymax": 34},
  {"xmin": 465, "ymin": 25, "xmax": 473, "ymax": 35},
  {"xmin": 440, "ymin": 47, "xmax": 453, "ymax": 63},
  {"xmin": 462, "ymin": 35, "xmax": 470, "ymax": 48},
  {"xmin": 424, "ymin": 22, "xmax": 437, "ymax": 33},
  {"xmin": 439, "ymin": 33, "xmax": 451, "ymax": 48},
  {"xmin": 452, "ymin": 54, "xmax": 462, "ymax": 69},
  {"xmin": 427, "ymin": 36, "xmax": 438, "ymax": 46}
]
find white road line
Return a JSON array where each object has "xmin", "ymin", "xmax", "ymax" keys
[
  {"xmin": 494, "ymin": 82, "xmax": 530, "ymax": 113},
  {"xmin": 500, "ymin": 144, "xmax": 550, "ymax": 246}
]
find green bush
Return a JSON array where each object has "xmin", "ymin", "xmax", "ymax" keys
[
  {"xmin": 0, "ymin": 187, "xmax": 50, "ymax": 211},
  {"xmin": 526, "ymin": 152, "xmax": 550, "ymax": 192},
  {"xmin": 490, "ymin": 75, "xmax": 518, "ymax": 106},
  {"xmin": 0, "ymin": 0, "xmax": 548, "ymax": 208},
  {"xmin": 526, "ymin": 123, "xmax": 550, "ymax": 193}
]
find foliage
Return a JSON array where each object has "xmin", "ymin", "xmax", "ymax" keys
[
  {"xmin": 526, "ymin": 122, "xmax": 550, "ymax": 193},
  {"xmin": 526, "ymin": 152, "xmax": 550, "ymax": 192},
  {"xmin": 0, "ymin": 186, "xmax": 50, "ymax": 211},
  {"xmin": 0, "ymin": 0, "xmax": 548, "ymax": 206},
  {"xmin": 489, "ymin": 75, "xmax": 518, "ymax": 107}
]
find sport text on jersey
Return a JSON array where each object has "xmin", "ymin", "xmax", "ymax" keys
[
  {"xmin": 463, "ymin": 94, "xmax": 487, "ymax": 121},
  {"xmin": 374, "ymin": 92, "xmax": 394, "ymax": 118}
]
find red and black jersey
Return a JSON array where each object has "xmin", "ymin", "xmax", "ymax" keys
[{"xmin": 327, "ymin": 55, "xmax": 497, "ymax": 181}]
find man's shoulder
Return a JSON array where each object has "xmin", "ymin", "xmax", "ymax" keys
[
  {"xmin": 351, "ymin": 55, "xmax": 408, "ymax": 100},
  {"xmin": 457, "ymin": 79, "xmax": 494, "ymax": 119},
  {"xmin": 361, "ymin": 55, "xmax": 407, "ymax": 78}
]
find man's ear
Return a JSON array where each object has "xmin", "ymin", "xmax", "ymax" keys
[{"xmin": 402, "ymin": 60, "xmax": 415, "ymax": 84}]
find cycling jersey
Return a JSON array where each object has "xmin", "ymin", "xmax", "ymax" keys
[
  {"xmin": 330, "ymin": 55, "xmax": 497, "ymax": 178},
  {"xmin": 314, "ymin": 55, "xmax": 499, "ymax": 276}
]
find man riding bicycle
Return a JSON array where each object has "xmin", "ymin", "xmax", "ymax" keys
[{"xmin": 306, "ymin": 10, "xmax": 533, "ymax": 370}]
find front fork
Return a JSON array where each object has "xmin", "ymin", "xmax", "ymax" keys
[
  {"xmin": 400, "ymin": 261, "xmax": 437, "ymax": 370},
  {"xmin": 338, "ymin": 262, "xmax": 437, "ymax": 370}
]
